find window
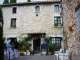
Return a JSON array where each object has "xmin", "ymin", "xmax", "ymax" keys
[
  {"xmin": 54, "ymin": 5, "xmax": 59, "ymax": 12},
  {"xmin": 54, "ymin": 16, "xmax": 61, "ymax": 26},
  {"xmin": 12, "ymin": 7, "xmax": 17, "ymax": 13},
  {"xmin": 52, "ymin": 37, "xmax": 62, "ymax": 51},
  {"xmin": 35, "ymin": 6, "xmax": 40, "ymax": 12},
  {"xmin": 10, "ymin": 18, "xmax": 16, "ymax": 28}
]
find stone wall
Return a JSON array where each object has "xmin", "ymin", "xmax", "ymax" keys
[
  {"xmin": 63, "ymin": 0, "xmax": 80, "ymax": 60},
  {"xmin": 2, "ymin": 3, "xmax": 63, "ymax": 39}
]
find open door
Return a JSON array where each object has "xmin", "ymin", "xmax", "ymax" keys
[{"xmin": 33, "ymin": 37, "xmax": 41, "ymax": 53}]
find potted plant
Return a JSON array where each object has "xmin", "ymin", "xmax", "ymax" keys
[
  {"xmin": 19, "ymin": 36, "xmax": 32, "ymax": 55},
  {"xmin": 19, "ymin": 52, "xmax": 24, "ymax": 56},
  {"xmin": 47, "ymin": 37, "xmax": 57, "ymax": 55},
  {"xmin": 30, "ymin": 50, "xmax": 34, "ymax": 55},
  {"xmin": 54, "ymin": 23, "xmax": 58, "ymax": 27}
]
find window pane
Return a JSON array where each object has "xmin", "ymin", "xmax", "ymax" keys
[
  {"xmin": 54, "ymin": 5, "xmax": 59, "ymax": 12},
  {"xmin": 54, "ymin": 21, "xmax": 57, "ymax": 23},
  {"xmin": 35, "ymin": 6, "xmax": 40, "ymax": 12},
  {"xmin": 54, "ymin": 17, "xmax": 57, "ymax": 20},
  {"xmin": 13, "ymin": 7, "xmax": 17, "ymax": 13},
  {"xmin": 58, "ymin": 18, "xmax": 60, "ymax": 20},
  {"xmin": 58, "ymin": 20, "xmax": 61, "ymax": 23},
  {"xmin": 54, "ymin": 17, "xmax": 61, "ymax": 26},
  {"xmin": 59, "ymin": 41, "xmax": 60, "ymax": 43}
]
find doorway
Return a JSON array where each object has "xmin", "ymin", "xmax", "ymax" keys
[
  {"xmin": 28, "ymin": 33, "xmax": 46, "ymax": 54},
  {"xmin": 8, "ymin": 37, "xmax": 17, "ymax": 43},
  {"xmin": 33, "ymin": 37, "xmax": 41, "ymax": 53}
]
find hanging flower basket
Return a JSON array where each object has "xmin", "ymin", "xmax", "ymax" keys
[{"xmin": 68, "ymin": 26, "xmax": 72, "ymax": 31}]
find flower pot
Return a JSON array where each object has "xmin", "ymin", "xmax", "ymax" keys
[
  {"xmin": 48, "ymin": 52, "xmax": 51, "ymax": 55},
  {"xmin": 24, "ymin": 52, "xmax": 27, "ymax": 55},
  {"xmin": 26, "ymin": 50, "xmax": 30, "ymax": 55},
  {"xmin": 41, "ymin": 51, "xmax": 46, "ymax": 56},
  {"xmin": 19, "ymin": 52, "xmax": 24, "ymax": 56}
]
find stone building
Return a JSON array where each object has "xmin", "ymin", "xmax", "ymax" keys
[
  {"xmin": 62, "ymin": 0, "xmax": 80, "ymax": 60},
  {"xmin": 1, "ymin": 0, "xmax": 63, "ymax": 52}
]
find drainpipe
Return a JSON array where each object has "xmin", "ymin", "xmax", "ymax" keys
[{"xmin": 60, "ymin": 0, "xmax": 64, "ymax": 52}]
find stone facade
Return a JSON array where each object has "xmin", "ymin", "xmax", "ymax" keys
[
  {"xmin": 2, "ymin": 1, "xmax": 63, "ymax": 50},
  {"xmin": 62, "ymin": 0, "xmax": 80, "ymax": 60},
  {"xmin": 2, "ymin": 2, "xmax": 62, "ymax": 38}
]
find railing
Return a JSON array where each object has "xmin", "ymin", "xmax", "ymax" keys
[{"xmin": 31, "ymin": 0, "xmax": 61, "ymax": 2}]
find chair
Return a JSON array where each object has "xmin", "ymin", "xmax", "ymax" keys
[
  {"xmin": 54, "ymin": 48, "xmax": 63, "ymax": 60},
  {"xmin": 59, "ymin": 50, "xmax": 70, "ymax": 60}
]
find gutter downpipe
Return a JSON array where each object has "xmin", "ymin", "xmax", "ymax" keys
[{"xmin": 60, "ymin": 0, "xmax": 64, "ymax": 52}]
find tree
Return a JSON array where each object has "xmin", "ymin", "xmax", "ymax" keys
[
  {"xmin": 3, "ymin": 0, "xmax": 9, "ymax": 4},
  {"xmin": 10, "ymin": 0, "xmax": 16, "ymax": 3},
  {"xmin": 0, "ymin": 6, "xmax": 4, "ymax": 60},
  {"xmin": 27, "ymin": 0, "xmax": 31, "ymax": 2}
]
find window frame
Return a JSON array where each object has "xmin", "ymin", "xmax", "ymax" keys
[
  {"xmin": 54, "ymin": 16, "xmax": 61, "ymax": 26},
  {"xmin": 12, "ymin": 7, "xmax": 17, "ymax": 13},
  {"xmin": 35, "ymin": 6, "xmax": 40, "ymax": 13},
  {"xmin": 54, "ymin": 5, "xmax": 59, "ymax": 12},
  {"xmin": 10, "ymin": 18, "xmax": 16, "ymax": 28},
  {"xmin": 52, "ymin": 37, "xmax": 62, "ymax": 51}
]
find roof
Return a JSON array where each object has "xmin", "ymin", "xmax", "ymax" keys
[{"xmin": 1, "ymin": 1, "xmax": 61, "ymax": 7}]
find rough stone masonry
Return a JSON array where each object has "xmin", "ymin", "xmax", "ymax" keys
[{"xmin": 63, "ymin": 0, "xmax": 80, "ymax": 60}]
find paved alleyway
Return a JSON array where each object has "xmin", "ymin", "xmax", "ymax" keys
[{"xmin": 4, "ymin": 55, "xmax": 57, "ymax": 60}]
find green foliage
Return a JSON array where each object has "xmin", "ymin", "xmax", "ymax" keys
[
  {"xmin": 10, "ymin": 0, "xmax": 16, "ymax": 3},
  {"xmin": 3, "ymin": 0, "xmax": 9, "ymax": 4},
  {"xmin": 47, "ymin": 40, "xmax": 57, "ymax": 52},
  {"xmin": 23, "ymin": 36, "xmax": 32, "ymax": 41},
  {"xmin": 19, "ymin": 36, "xmax": 32, "ymax": 51},
  {"xmin": 0, "ymin": 7, "xmax": 2, "ymax": 19},
  {"xmin": 0, "ymin": 6, "xmax": 4, "ymax": 60},
  {"xmin": 47, "ymin": 37, "xmax": 57, "ymax": 53},
  {"xmin": 27, "ymin": 0, "xmax": 31, "ymax": 2},
  {"xmin": 30, "ymin": 50, "xmax": 34, "ymax": 54},
  {"xmin": 54, "ymin": 23, "xmax": 58, "ymax": 27}
]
